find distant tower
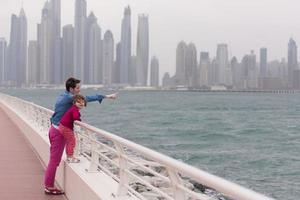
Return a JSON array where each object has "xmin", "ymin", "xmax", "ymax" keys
[
  {"xmin": 120, "ymin": 6, "xmax": 131, "ymax": 84},
  {"xmin": 0, "ymin": 38, "xmax": 6, "ymax": 85},
  {"xmin": 27, "ymin": 41, "xmax": 38, "ymax": 85},
  {"xmin": 288, "ymin": 38, "xmax": 298, "ymax": 87},
  {"xmin": 199, "ymin": 52, "xmax": 209, "ymax": 87},
  {"xmin": 216, "ymin": 44, "xmax": 229, "ymax": 85},
  {"xmin": 74, "ymin": 0, "xmax": 87, "ymax": 82},
  {"xmin": 8, "ymin": 8, "xmax": 27, "ymax": 86},
  {"xmin": 62, "ymin": 25, "xmax": 74, "ymax": 80},
  {"xmin": 114, "ymin": 42, "xmax": 121, "ymax": 83},
  {"xmin": 136, "ymin": 14, "xmax": 149, "ymax": 86},
  {"xmin": 86, "ymin": 12, "xmax": 101, "ymax": 84},
  {"xmin": 260, "ymin": 47, "xmax": 267, "ymax": 78},
  {"xmin": 176, "ymin": 41, "xmax": 187, "ymax": 85},
  {"xmin": 103, "ymin": 30, "xmax": 114, "ymax": 85},
  {"xmin": 185, "ymin": 43, "xmax": 198, "ymax": 87},
  {"xmin": 150, "ymin": 56, "xmax": 159, "ymax": 87}
]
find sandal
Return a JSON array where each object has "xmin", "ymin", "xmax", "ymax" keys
[
  {"xmin": 44, "ymin": 187, "xmax": 64, "ymax": 195},
  {"xmin": 67, "ymin": 157, "xmax": 80, "ymax": 163}
]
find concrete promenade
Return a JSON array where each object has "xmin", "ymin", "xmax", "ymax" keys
[{"xmin": 0, "ymin": 107, "xmax": 66, "ymax": 200}]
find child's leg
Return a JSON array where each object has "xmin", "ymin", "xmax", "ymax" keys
[{"xmin": 59, "ymin": 125, "xmax": 76, "ymax": 157}]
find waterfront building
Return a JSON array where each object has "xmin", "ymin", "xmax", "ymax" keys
[
  {"xmin": 175, "ymin": 41, "xmax": 187, "ymax": 86},
  {"xmin": 0, "ymin": 38, "xmax": 7, "ymax": 85},
  {"xmin": 150, "ymin": 56, "xmax": 159, "ymax": 87},
  {"xmin": 260, "ymin": 47, "xmax": 267, "ymax": 78},
  {"xmin": 136, "ymin": 14, "xmax": 149, "ymax": 86},
  {"xmin": 199, "ymin": 52, "xmax": 209, "ymax": 87},
  {"xmin": 27, "ymin": 41, "xmax": 38, "ymax": 85},
  {"xmin": 74, "ymin": 0, "xmax": 87, "ymax": 82},
  {"xmin": 62, "ymin": 25, "xmax": 74, "ymax": 80},
  {"xmin": 120, "ymin": 6, "xmax": 131, "ymax": 84},
  {"xmin": 103, "ymin": 30, "xmax": 114, "ymax": 85},
  {"xmin": 185, "ymin": 43, "xmax": 198, "ymax": 88},
  {"xmin": 86, "ymin": 12, "xmax": 102, "ymax": 84},
  {"xmin": 288, "ymin": 38, "xmax": 298, "ymax": 88},
  {"xmin": 216, "ymin": 44, "xmax": 230, "ymax": 85}
]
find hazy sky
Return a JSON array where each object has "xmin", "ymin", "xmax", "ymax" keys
[{"xmin": 1, "ymin": 0, "xmax": 300, "ymax": 77}]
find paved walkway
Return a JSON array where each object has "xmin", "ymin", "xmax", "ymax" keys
[{"xmin": 0, "ymin": 106, "xmax": 66, "ymax": 200}]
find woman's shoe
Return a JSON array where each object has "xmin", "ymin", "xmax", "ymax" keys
[{"xmin": 44, "ymin": 187, "xmax": 64, "ymax": 195}]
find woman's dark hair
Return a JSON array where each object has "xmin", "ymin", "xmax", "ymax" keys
[
  {"xmin": 66, "ymin": 77, "xmax": 80, "ymax": 92},
  {"xmin": 73, "ymin": 94, "xmax": 87, "ymax": 106}
]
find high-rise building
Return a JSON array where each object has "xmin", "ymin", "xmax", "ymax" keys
[
  {"xmin": 129, "ymin": 55, "xmax": 137, "ymax": 85},
  {"xmin": 176, "ymin": 41, "xmax": 187, "ymax": 85},
  {"xmin": 7, "ymin": 9, "xmax": 27, "ymax": 86},
  {"xmin": 231, "ymin": 57, "xmax": 241, "ymax": 89},
  {"xmin": 103, "ymin": 30, "xmax": 114, "ymax": 85},
  {"xmin": 136, "ymin": 14, "xmax": 149, "ymax": 86},
  {"xmin": 216, "ymin": 44, "xmax": 229, "ymax": 85},
  {"xmin": 260, "ymin": 47, "xmax": 267, "ymax": 78},
  {"xmin": 0, "ymin": 38, "xmax": 6, "ymax": 85},
  {"xmin": 185, "ymin": 43, "xmax": 198, "ymax": 87},
  {"xmin": 86, "ymin": 12, "xmax": 101, "ymax": 84},
  {"xmin": 27, "ymin": 41, "xmax": 38, "ymax": 85},
  {"xmin": 62, "ymin": 25, "xmax": 74, "ymax": 80},
  {"xmin": 199, "ymin": 52, "xmax": 209, "ymax": 87},
  {"xmin": 241, "ymin": 51, "xmax": 257, "ymax": 89},
  {"xmin": 74, "ymin": 0, "xmax": 87, "ymax": 82},
  {"xmin": 120, "ymin": 6, "xmax": 131, "ymax": 84},
  {"xmin": 150, "ymin": 56, "xmax": 159, "ymax": 87},
  {"xmin": 52, "ymin": 0, "xmax": 62, "ymax": 84},
  {"xmin": 114, "ymin": 42, "xmax": 121, "ymax": 83},
  {"xmin": 38, "ymin": 2, "xmax": 52, "ymax": 84},
  {"xmin": 288, "ymin": 38, "xmax": 298, "ymax": 87}
]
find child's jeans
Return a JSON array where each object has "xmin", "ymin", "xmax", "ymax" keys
[{"xmin": 58, "ymin": 124, "xmax": 76, "ymax": 157}]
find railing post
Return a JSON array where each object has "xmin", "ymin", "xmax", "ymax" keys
[
  {"xmin": 167, "ymin": 168, "xmax": 186, "ymax": 200},
  {"xmin": 115, "ymin": 143, "xmax": 129, "ymax": 197},
  {"xmin": 88, "ymin": 133, "xmax": 99, "ymax": 172}
]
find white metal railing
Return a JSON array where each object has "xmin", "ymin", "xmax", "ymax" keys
[{"xmin": 0, "ymin": 93, "xmax": 275, "ymax": 200}]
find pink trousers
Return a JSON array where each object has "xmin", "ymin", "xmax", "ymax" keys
[
  {"xmin": 58, "ymin": 124, "xmax": 76, "ymax": 157},
  {"xmin": 44, "ymin": 125, "xmax": 66, "ymax": 188}
]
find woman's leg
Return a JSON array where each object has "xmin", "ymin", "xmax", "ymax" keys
[{"xmin": 44, "ymin": 126, "xmax": 66, "ymax": 188}]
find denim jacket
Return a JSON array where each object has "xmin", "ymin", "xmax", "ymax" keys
[{"xmin": 50, "ymin": 91, "xmax": 105, "ymax": 126}]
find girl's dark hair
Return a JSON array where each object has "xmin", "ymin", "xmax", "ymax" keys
[
  {"xmin": 73, "ymin": 94, "xmax": 87, "ymax": 106},
  {"xmin": 66, "ymin": 77, "xmax": 81, "ymax": 92}
]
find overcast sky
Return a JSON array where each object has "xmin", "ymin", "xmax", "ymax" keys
[{"xmin": 1, "ymin": 0, "xmax": 300, "ymax": 77}]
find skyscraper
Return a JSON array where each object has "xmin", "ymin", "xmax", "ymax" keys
[
  {"xmin": 38, "ymin": 2, "xmax": 52, "ymax": 84},
  {"xmin": 120, "ymin": 6, "xmax": 131, "ymax": 84},
  {"xmin": 27, "ymin": 41, "xmax": 38, "ymax": 85},
  {"xmin": 136, "ymin": 14, "xmax": 149, "ymax": 86},
  {"xmin": 260, "ymin": 47, "xmax": 267, "ymax": 78},
  {"xmin": 62, "ymin": 25, "xmax": 74, "ymax": 80},
  {"xmin": 199, "ymin": 52, "xmax": 210, "ymax": 87},
  {"xmin": 52, "ymin": 0, "xmax": 62, "ymax": 84},
  {"xmin": 150, "ymin": 56, "xmax": 159, "ymax": 87},
  {"xmin": 86, "ymin": 12, "xmax": 101, "ymax": 84},
  {"xmin": 7, "ymin": 9, "xmax": 27, "ymax": 86},
  {"xmin": 103, "ymin": 30, "xmax": 114, "ymax": 85},
  {"xmin": 288, "ymin": 38, "xmax": 298, "ymax": 87},
  {"xmin": 241, "ymin": 51, "xmax": 257, "ymax": 89},
  {"xmin": 114, "ymin": 42, "xmax": 121, "ymax": 83},
  {"xmin": 74, "ymin": 0, "xmax": 87, "ymax": 82},
  {"xmin": 216, "ymin": 44, "xmax": 229, "ymax": 85},
  {"xmin": 17, "ymin": 8, "xmax": 27, "ymax": 87},
  {"xmin": 185, "ymin": 43, "xmax": 198, "ymax": 87},
  {"xmin": 0, "ymin": 38, "xmax": 6, "ymax": 85},
  {"xmin": 176, "ymin": 41, "xmax": 187, "ymax": 85}
]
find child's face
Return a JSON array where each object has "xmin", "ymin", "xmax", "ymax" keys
[{"xmin": 75, "ymin": 99, "xmax": 85, "ymax": 109}]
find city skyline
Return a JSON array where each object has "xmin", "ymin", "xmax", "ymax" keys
[{"xmin": 1, "ymin": 0, "xmax": 300, "ymax": 77}]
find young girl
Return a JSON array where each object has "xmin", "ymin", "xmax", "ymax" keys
[{"xmin": 59, "ymin": 94, "xmax": 86, "ymax": 163}]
